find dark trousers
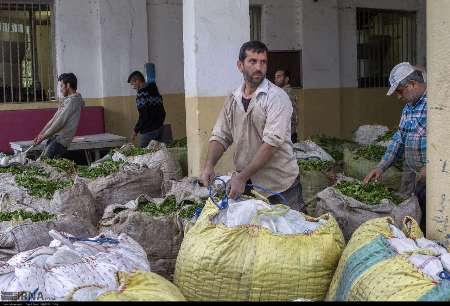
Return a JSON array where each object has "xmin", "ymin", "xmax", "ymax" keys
[
  {"xmin": 40, "ymin": 136, "xmax": 67, "ymax": 159},
  {"xmin": 245, "ymin": 177, "xmax": 305, "ymax": 212},
  {"xmin": 400, "ymin": 170, "xmax": 426, "ymax": 233},
  {"xmin": 139, "ymin": 126, "xmax": 163, "ymax": 148},
  {"xmin": 291, "ymin": 133, "xmax": 298, "ymax": 144}
]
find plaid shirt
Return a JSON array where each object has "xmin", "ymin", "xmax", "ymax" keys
[{"xmin": 378, "ymin": 94, "xmax": 427, "ymax": 173}]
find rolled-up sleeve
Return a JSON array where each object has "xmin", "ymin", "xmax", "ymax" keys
[
  {"xmin": 209, "ymin": 97, "xmax": 233, "ymax": 151},
  {"xmin": 262, "ymin": 92, "xmax": 292, "ymax": 147}
]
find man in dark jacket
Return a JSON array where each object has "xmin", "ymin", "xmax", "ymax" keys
[{"xmin": 128, "ymin": 71, "xmax": 166, "ymax": 148}]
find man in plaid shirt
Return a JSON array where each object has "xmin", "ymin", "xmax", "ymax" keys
[{"xmin": 364, "ymin": 62, "xmax": 427, "ymax": 230}]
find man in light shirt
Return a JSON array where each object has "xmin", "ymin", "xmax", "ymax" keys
[
  {"xmin": 33, "ymin": 73, "xmax": 85, "ymax": 159},
  {"xmin": 200, "ymin": 41, "xmax": 303, "ymax": 211}
]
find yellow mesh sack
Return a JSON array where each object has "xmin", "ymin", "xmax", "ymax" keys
[
  {"xmin": 96, "ymin": 271, "xmax": 186, "ymax": 301},
  {"xmin": 173, "ymin": 197, "xmax": 345, "ymax": 301},
  {"xmin": 326, "ymin": 217, "xmax": 450, "ymax": 301}
]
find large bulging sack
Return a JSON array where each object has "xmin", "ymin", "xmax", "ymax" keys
[
  {"xmin": 0, "ymin": 230, "xmax": 150, "ymax": 301},
  {"xmin": 86, "ymin": 164, "xmax": 163, "ymax": 216},
  {"xmin": 353, "ymin": 125, "xmax": 389, "ymax": 146},
  {"xmin": 0, "ymin": 173, "xmax": 99, "ymax": 227},
  {"xmin": 99, "ymin": 195, "xmax": 184, "ymax": 281},
  {"xmin": 314, "ymin": 186, "xmax": 421, "ymax": 241},
  {"xmin": 343, "ymin": 147, "xmax": 403, "ymax": 191},
  {"xmin": 174, "ymin": 197, "xmax": 345, "ymax": 301},
  {"xmin": 327, "ymin": 217, "xmax": 450, "ymax": 301},
  {"xmin": 96, "ymin": 271, "xmax": 186, "ymax": 301},
  {"xmin": 0, "ymin": 215, "xmax": 97, "ymax": 262}
]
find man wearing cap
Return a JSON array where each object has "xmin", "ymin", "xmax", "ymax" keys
[{"xmin": 364, "ymin": 62, "xmax": 427, "ymax": 230}]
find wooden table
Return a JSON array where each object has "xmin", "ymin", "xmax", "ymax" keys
[{"xmin": 10, "ymin": 133, "xmax": 127, "ymax": 164}]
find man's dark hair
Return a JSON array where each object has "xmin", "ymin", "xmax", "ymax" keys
[
  {"xmin": 58, "ymin": 73, "xmax": 77, "ymax": 90},
  {"xmin": 239, "ymin": 40, "xmax": 268, "ymax": 62},
  {"xmin": 277, "ymin": 69, "xmax": 291, "ymax": 80},
  {"xmin": 127, "ymin": 71, "xmax": 145, "ymax": 83}
]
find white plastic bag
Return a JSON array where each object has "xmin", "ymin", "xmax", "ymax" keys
[
  {"xmin": 388, "ymin": 238, "xmax": 418, "ymax": 254},
  {"xmin": 416, "ymin": 238, "xmax": 448, "ymax": 256},
  {"xmin": 440, "ymin": 253, "xmax": 450, "ymax": 272},
  {"xmin": 212, "ymin": 199, "xmax": 325, "ymax": 235},
  {"xmin": 408, "ymin": 254, "xmax": 444, "ymax": 281}
]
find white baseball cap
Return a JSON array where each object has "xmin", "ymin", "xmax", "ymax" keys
[{"xmin": 387, "ymin": 62, "xmax": 416, "ymax": 96}]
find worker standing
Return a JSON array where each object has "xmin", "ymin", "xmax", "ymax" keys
[
  {"xmin": 128, "ymin": 71, "xmax": 166, "ymax": 148},
  {"xmin": 364, "ymin": 62, "xmax": 427, "ymax": 231},
  {"xmin": 200, "ymin": 41, "xmax": 304, "ymax": 211},
  {"xmin": 33, "ymin": 73, "xmax": 84, "ymax": 159}
]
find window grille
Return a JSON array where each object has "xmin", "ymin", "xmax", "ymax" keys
[
  {"xmin": 250, "ymin": 5, "xmax": 261, "ymax": 41},
  {"xmin": 0, "ymin": 0, "xmax": 53, "ymax": 103},
  {"xmin": 357, "ymin": 8, "xmax": 417, "ymax": 88}
]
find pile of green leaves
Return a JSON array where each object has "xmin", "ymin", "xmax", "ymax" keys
[
  {"xmin": 15, "ymin": 174, "xmax": 72, "ymax": 199},
  {"xmin": 335, "ymin": 180, "xmax": 403, "ymax": 205},
  {"xmin": 0, "ymin": 209, "xmax": 55, "ymax": 222},
  {"xmin": 43, "ymin": 158, "xmax": 77, "ymax": 175},
  {"xmin": 376, "ymin": 128, "xmax": 398, "ymax": 142},
  {"xmin": 138, "ymin": 196, "xmax": 178, "ymax": 217},
  {"xmin": 298, "ymin": 159, "xmax": 333, "ymax": 172},
  {"xmin": 0, "ymin": 165, "xmax": 47, "ymax": 176},
  {"xmin": 354, "ymin": 144, "xmax": 386, "ymax": 161},
  {"xmin": 76, "ymin": 160, "xmax": 124, "ymax": 179},
  {"xmin": 121, "ymin": 147, "xmax": 156, "ymax": 157},
  {"xmin": 178, "ymin": 202, "xmax": 205, "ymax": 219},
  {"xmin": 310, "ymin": 135, "xmax": 357, "ymax": 161},
  {"xmin": 167, "ymin": 137, "xmax": 187, "ymax": 148}
]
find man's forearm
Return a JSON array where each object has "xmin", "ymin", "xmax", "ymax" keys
[
  {"xmin": 239, "ymin": 143, "xmax": 276, "ymax": 181},
  {"xmin": 204, "ymin": 140, "xmax": 226, "ymax": 169}
]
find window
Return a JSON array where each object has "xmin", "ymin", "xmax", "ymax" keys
[
  {"xmin": 267, "ymin": 50, "xmax": 302, "ymax": 88},
  {"xmin": 0, "ymin": 1, "xmax": 54, "ymax": 103},
  {"xmin": 357, "ymin": 8, "xmax": 416, "ymax": 88},
  {"xmin": 250, "ymin": 5, "xmax": 261, "ymax": 41}
]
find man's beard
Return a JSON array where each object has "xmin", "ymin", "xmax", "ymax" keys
[{"xmin": 243, "ymin": 70, "xmax": 265, "ymax": 88}]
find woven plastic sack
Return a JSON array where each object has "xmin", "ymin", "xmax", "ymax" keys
[
  {"xmin": 174, "ymin": 198, "xmax": 345, "ymax": 301},
  {"xmin": 0, "ymin": 175, "xmax": 99, "ymax": 226},
  {"xmin": 353, "ymin": 125, "xmax": 389, "ymax": 146},
  {"xmin": 167, "ymin": 147, "xmax": 188, "ymax": 178},
  {"xmin": 293, "ymin": 140, "xmax": 335, "ymax": 162},
  {"xmin": 163, "ymin": 177, "xmax": 209, "ymax": 203},
  {"xmin": 96, "ymin": 271, "xmax": 186, "ymax": 301},
  {"xmin": 326, "ymin": 217, "xmax": 450, "ymax": 301},
  {"xmin": 343, "ymin": 147, "xmax": 403, "ymax": 191},
  {"xmin": 314, "ymin": 185, "xmax": 422, "ymax": 241},
  {"xmin": 0, "ymin": 215, "xmax": 97, "ymax": 261},
  {"xmin": 86, "ymin": 164, "xmax": 163, "ymax": 216},
  {"xmin": 300, "ymin": 169, "xmax": 334, "ymax": 216},
  {"xmin": 0, "ymin": 230, "xmax": 150, "ymax": 301},
  {"xmin": 112, "ymin": 141, "xmax": 183, "ymax": 184},
  {"xmin": 99, "ymin": 195, "xmax": 184, "ymax": 281}
]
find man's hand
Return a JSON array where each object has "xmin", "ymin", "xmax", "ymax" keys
[
  {"xmin": 33, "ymin": 133, "xmax": 44, "ymax": 146},
  {"xmin": 363, "ymin": 168, "xmax": 383, "ymax": 184},
  {"xmin": 228, "ymin": 172, "xmax": 247, "ymax": 200},
  {"xmin": 200, "ymin": 165, "xmax": 215, "ymax": 187},
  {"xmin": 131, "ymin": 132, "xmax": 137, "ymax": 142}
]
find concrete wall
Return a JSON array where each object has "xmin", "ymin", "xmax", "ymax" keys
[
  {"xmin": 147, "ymin": 0, "xmax": 184, "ymax": 94},
  {"xmin": 249, "ymin": 0, "xmax": 302, "ymax": 51}
]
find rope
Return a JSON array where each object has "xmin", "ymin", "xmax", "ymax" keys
[{"xmin": 62, "ymin": 234, "xmax": 120, "ymax": 245}]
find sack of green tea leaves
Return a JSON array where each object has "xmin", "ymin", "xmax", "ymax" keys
[
  {"xmin": 353, "ymin": 125, "xmax": 389, "ymax": 146},
  {"xmin": 99, "ymin": 194, "xmax": 204, "ymax": 281},
  {"xmin": 0, "ymin": 214, "xmax": 97, "ymax": 262},
  {"xmin": 0, "ymin": 164, "xmax": 98, "ymax": 226},
  {"xmin": 343, "ymin": 145, "xmax": 403, "ymax": 191},
  {"xmin": 163, "ymin": 177, "xmax": 209, "ymax": 203},
  {"xmin": 112, "ymin": 140, "xmax": 183, "ymax": 184},
  {"xmin": 314, "ymin": 177, "xmax": 421, "ymax": 241},
  {"xmin": 293, "ymin": 140, "xmax": 335, "ymax": 162},
  {"xmin": 166, "ymin": 137, "xmax": 188, "ymax": 177},
  {"xmin": 297, "ymin": 159, "xmax": 335, "ymax": 216},
  {"xmin": 76, "ymin": 159, "xmax": 163, "ymax": 217}
]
